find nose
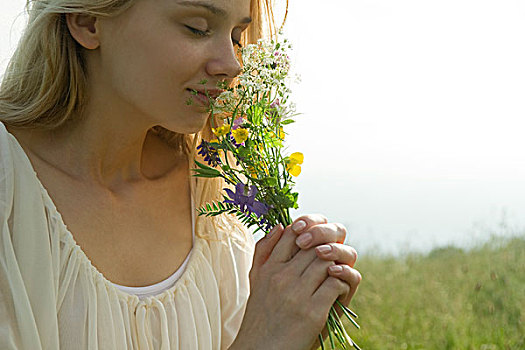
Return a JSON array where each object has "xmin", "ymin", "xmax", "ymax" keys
[{"xmin": 205, "ymin": 39, "xmax": 242, "ymax": 79}]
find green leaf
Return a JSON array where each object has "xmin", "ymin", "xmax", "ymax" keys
[
  {"xmin": 196, "ymin": 202, "xmax": 237, "ymax": 217},
  {"xmin": 194, "ymin": 160, "xmax": 214, "ymax": 170},
  {"xmin": 248, "ymin": 105, "xmax": 263, "ymax": 125},
  {"xmin": 274, "ymin": 194, "xmax": 294, "ymax": 208},
  {"xmin": 263, "ymin": 177, "xmax": 278, "ymax": 187},
  {"xmin": 193, "ymin": 174, "xmax": 217, "ymax": 179},
  {"xmin": 280, "ymin": 119, "xmax": 295, "ymax": 125},
  {"xmin": 267, "ymin": 138, "xmax": 283, "ymax": 148},
  {"xmin": 288, "ymin": 192, "xmax": 299, "ymax": 209},
  {"xmin": 192, "ymin": 168, "xmax": 221, "ymax": 178},
  {"xmin": 237, "ymin": 146, "xmax": 251, "ymax": 158},
  {"xmin": 192, "ymin": 161, "xmax": 221, "ymax": 177}
]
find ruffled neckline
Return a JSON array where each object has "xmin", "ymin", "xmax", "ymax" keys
[
  {"xmin": 4, "ymin": 124, "xmax": 202, "ymax": 305},
  {"xmin": 41, "ymin": 184, "xmax": 203, "ymax": 304}
]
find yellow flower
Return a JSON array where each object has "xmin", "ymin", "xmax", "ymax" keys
[
  {"xmin": 285, "ymin": 152, "xmax": 304, "ymax": 177},
  {"xmin": 232, "ymin": 128, "xmax": 249, "ymax": 144},
  {"xmin": 212, "ymin": 124, "xmax": 230, "ymax": 137}
]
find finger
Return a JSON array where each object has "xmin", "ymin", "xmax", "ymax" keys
[
  {"xmin": 285, "ymin": 247, "xmax": 328, "ymax": 276},
  {"xmin": 295, "ymin": 223, "xmax": 346, "ymax": 250},
  {"xmin": 252, "ymin": 224, "xmax": 284, "ymax": 269},
  {"xmin": 267, "ymin": 216, "xmax": 339, "ymax": 263},
  {"xmin": 314, "ymin": 243, "xmax": 358, "ymax": 267},
  {"xmin": 266, "ymin": 224, "xmax": 301, "ymax": 263},
  {"xmin": 290, "ymin": 214, "xmax": 328, "ymax": 234},
  {"xmin": 297, "ymin": 255, "xmax": 335, "ymax": 295},
  {"xmin": 311, "ymin": 276, "xmax": 351, "ymax": 308},
  {"xmin": 327, "ymin": 265, "xmax": 362, "ymax": 303}
]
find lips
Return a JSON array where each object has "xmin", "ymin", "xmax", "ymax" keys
[
  {"xmin": 186, "ymin": 89, "xmax": 208, "ymax": 106},
  {"xmin": 187, "ymin": 88, "xmax": 224, "ymax": 100}
]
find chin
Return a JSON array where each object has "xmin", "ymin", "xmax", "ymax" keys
[{"xmin": 156, "ymin": 118, "xmax": 209, "ymax": 136}]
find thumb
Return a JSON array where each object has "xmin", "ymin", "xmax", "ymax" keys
[{"xmin": 252, "ymin": 224, "xmax": 284, "ymax": 269}]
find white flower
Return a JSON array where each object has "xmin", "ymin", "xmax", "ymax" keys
[{"xmin": 208, "ymin": 35, "xmax": 300, "ymax": 128}]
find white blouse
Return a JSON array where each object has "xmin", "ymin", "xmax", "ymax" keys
[
  {"xmin": 0, "ymin": 122, "xmax": 255, "ymax": 350},
  {"xmin": 111, "ymin": 199, "xmax": 196, "ymax": 300}
]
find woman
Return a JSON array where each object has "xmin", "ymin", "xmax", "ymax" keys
[{"xmin": 0, "ymin": 0, "xmax": 361, "ymax": 349}]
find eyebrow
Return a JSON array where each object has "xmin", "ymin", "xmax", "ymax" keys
[{"xmin": 177, "ymin": 1, "xmax": 252, "ymax": 24}]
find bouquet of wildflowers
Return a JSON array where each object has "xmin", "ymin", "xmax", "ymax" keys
[{"xmin": 190, "ymin": 36, "xmax": 360, "ymax": 350}]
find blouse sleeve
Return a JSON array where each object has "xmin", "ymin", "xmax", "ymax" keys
[{"xmin": 0, "ymin": 124, "xmax": 60, "ymax": 350}]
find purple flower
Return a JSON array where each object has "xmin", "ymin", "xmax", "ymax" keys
[
  {"xmin": 232, "ymin": 117, "xmax": 244, "ymax": 130},
  {"xmin": 270, "ymin": 99, "xmax": 280, "ymax": 109},
  {"xmin": 197, "ymin": 140, "xmax": 221, "ymax": 167},
  {"xmin": 224, "ymin": 183, "xmax": 269, "ymax": 218}
]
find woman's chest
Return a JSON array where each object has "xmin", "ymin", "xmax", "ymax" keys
[{"xmin": 41, "ymin": 168, "xmax": 194, "ymax": 287}]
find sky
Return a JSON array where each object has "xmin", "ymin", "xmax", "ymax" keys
[{"xmin": 2, "ymin": 0, "xmax": 525, "ymax": 255}]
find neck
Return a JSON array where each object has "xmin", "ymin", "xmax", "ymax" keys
[{"xmin": 6, "ymin": 112, "xmax": 187, "ymax": 192}]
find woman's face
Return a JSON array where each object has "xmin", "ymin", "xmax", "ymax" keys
[{"xmin": 93, "ymin": 0, "xmax": 251, "ymax": 134}]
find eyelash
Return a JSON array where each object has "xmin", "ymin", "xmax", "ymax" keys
[
  {"xmin": 185, "ymin": 25, "xmax": 210, "ymax": 37},
  {"xmin": 185, "ymin": 25, "xmax": 243, "ymax": 48}
]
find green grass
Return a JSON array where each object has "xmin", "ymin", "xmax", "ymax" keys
[{"xmin": 332, "ymin": 236, "xmax": 525, "ymax": 350}]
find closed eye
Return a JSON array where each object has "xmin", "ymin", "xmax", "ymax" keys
[
  {"xmin": 185, "ymin": 25, "xmax": 210, "ymax": 36},
  {"xmin": 186, "ymin": 25, "xmax": 242, "ymax": 48}
]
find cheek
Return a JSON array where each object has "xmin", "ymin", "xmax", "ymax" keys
[
  {"xmin": 96, "ymin": 13, "xmax": 211, "ymax": 131},
  {"xmin": 101, "ymin": 36, "xmax": 199, "ymax": 116}
]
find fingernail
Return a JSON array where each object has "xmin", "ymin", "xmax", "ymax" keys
[
  {"xmin": 292, "ymin": 220, "xmax": 307, "ymax": 233},
  {"xmin": 267, "ymin": 224, "xmax": 282, "ymax": 239},
  {"xmin": 316, "ymin": 245, "xmax": 332, "ymax": 254},
  {"xmin": 329, "ymin": 265, "xmax": 343, "ymax": 273},
  {"xmin": 295, "ymin": 233, "xmax": 312, "ymax": 248}
]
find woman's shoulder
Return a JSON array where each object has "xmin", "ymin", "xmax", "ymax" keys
[
  {"xmin": 0, "ymin": 121, "xmax": 48, "ymax": 219},
  {"xmin": 0, "ymin": 122, "xmax": 16, "ymax": 210},
  {"xmin": 0, "ymin": 121, "xmax": 42, "ymax": 176},
  {"xmin": 0, "ymin": 121, "xmax": 22, "ymax": 169},
  {"xmin": 0, "ymin": 121, "xmax": 11, "ymax": 155},
  {"xmin": 0, "ymin": 120, "xmax": 63, "ymax": 261}
]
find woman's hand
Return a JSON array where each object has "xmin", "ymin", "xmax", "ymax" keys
[
  {"xmin": 231, "ymin": 223, "xmax": 352, "ymax": 350},
  {"xmin": 291, "ymin": 214, "xmax": 361, "ymax": 309}
]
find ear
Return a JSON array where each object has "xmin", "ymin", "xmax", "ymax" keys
[{"xmin": 66, "ymin": 13, "xmax": 100, "ymax": 50}]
